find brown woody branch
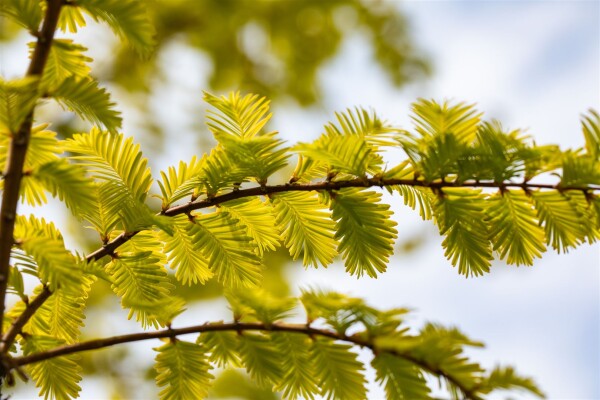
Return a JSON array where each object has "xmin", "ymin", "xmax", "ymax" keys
[
  {"xmin": 89, "ymin": 177, "xmax": 600, "ymax": 263},
  {"xmin": 0, "ymin": 0, "xmax": 64, "ymax": 341},
  {"xmin": 3, "ymin": 176, "xmax": 598, "ymax": 354},
  {"xmin": 11, "ymin": 321, "xmax": 482, "ymax": 400},
  {"xmin": 164, "ymin": 177, "xmax": 599, "ymax": 217},
  {"xmin": 1, "ymin": 287, "xmax": 52, "ymax": 353}
]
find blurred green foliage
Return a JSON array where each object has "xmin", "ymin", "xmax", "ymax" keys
[
  {"xmin": 108, "ymin": 0, "xmax": 430, "ymax": 104},
  {"xmin": 0, "ymin": 0, "xmax": 429, "ymax": 103}
]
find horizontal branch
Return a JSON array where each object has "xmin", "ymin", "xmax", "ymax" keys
[
  {"xmin": 4, "ymin": 176, "xmax": 597, "ymax": 354},
  {"xmin": 93, "ymin": 177, "xmax": 600, "ymax": 263},
  {"xmin": 12, "ymin": 321, "xmax": 482, "ymax": 400}
]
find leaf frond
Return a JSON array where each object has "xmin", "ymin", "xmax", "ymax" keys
[
  {"xmin": 487, "ymin": 190, "xmax": 546, "ymax": 265},
  {"xmin": 238, "ymin": 333, "xmax": 284, "ymax": 387},
  {"xmin": 105, "ymin": 236, "xmax": 178, "ymax": 328},
  {"xmin": 392, "ymin": 185, "xmax": 434, "ymax": 220},
  {"xmin": 478, "ymin": 366, "xmax": 545, "ymax": 398},
  {"xmin": 204, "ymin": 91, "xmax": 272, "ymax": 139},
  {"xmin": 273, "ymin": 332, "xmax": 319, "ymax": 399},
  {"xmin": 326, "ymin": 107, "xmax": 399, "ymax": 147},
  {"xmin": 411, "ymin": 99, "xmax": 481, "ymax": 143},
  {"xmin": 160, "ymin": 214, "xmax": 213, "ymax": 286},
  {"xmin": 311, "ymin": 338, "xmax": 367, "ymax": 400},
  {"xmin": 581, "ymin": 109, "xmax": 600, "ymax": 159},
  {"xmin": 328, "ymin": 188, "xmax": 398, "ymax": 277},
  {"xmin": 23, "ymin": 335, "xmax": 82, "ymax": 400},
  {"xmin": 0, "ymin": 0, "xmax": 42, "ymax": 32},
  {"xmin": 64, "ymin": 129, "xmax": 154, "ymax": 232},
  {"xmin": 189, "ymin": 210, "xmax": 262, "ymax": 287},
  {"xmin": 154, "ymin": 340, "xmax": 214, "ymax": 400},
  {"xmin": 157, "ymin": 156, "xmax": 204, "ymax": 208},
  {"xmin": 14, "ymin": 215, "xmax": 83, "ymax": 292},
  {"xmin": 32, "ymin": 159, "xmax": 96, "ymax": 219},
  {"xmin": 226, "ymin": 289, "xmax": 297, "ymax": 324},
  {"xmin": 372, "ymin": 353, "xmax": 431, "ymax": 400},
  {"xmin": 219, "ymin": 197, "xmax": 281, "ymax": 255},
  {"xmin": 31, "ymin": 39, "xmax": 92, "ymax": 91},
  {"xmin": 50, "ymin": 77, "xmax": 122, "ymax": 132},
  {"xmin": 294, "ymin": 133, "xmax": 383, "ymax": 177},
  {"xmin": 77, "ymin": 0, "xmax": 156, "ymax": 56},
  {"xmin": 435, "ymin": 188, "xmax": 493, "ymax": 276},
  {"xmin": 25, "ymin": 277, "xmax": 94, "ymax": 344},
  {"xmin": 0, "ymin": 76, "xmax": 40, "ymax": 133},
  {"xmin": 271, "ymin": 191, "xmax": 338, "ymax": 268},
  {"xmin": 197, "ymin": 331, "xmax": 242, "ymax": 368},
  {"xmin": 531, "ymin": 191, "xmax": 588, "ymax": 252},
  {"xmin": 58, "ymin": 4, "xmax": 87, "ymax": 33}
]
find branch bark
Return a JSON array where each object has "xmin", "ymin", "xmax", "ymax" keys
[
  {"xmin": 94, "ymin": 177, "xmax": 600, "ymax": 263},
  {"xmin": 11, "ymin": 320, "xmax": 482, "ymax": 400},
  {"xmin": 0, "ymin": 0, "xmax": 63, "ymax": 339}
]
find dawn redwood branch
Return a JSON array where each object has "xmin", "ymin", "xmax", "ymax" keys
[
  {"xmin": 92, "ymin": 177, "xmax": 600, "ymax": 262},
  {"xmin": 4, "ymin": 176, "xmax": 597, "ymax": 354},
  {"xmin": 0, "ymin": 0, "xmax": 64, "ymax": 339},
  {"xmin": 163, "ymin": 177, "xmax": 600, "ymax": 217},
  {"xmin": 12, "ymin": 321, "xmax": 482, "ymax": 400}
]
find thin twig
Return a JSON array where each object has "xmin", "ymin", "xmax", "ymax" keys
[
  {"xmin": 100, "ymin": 177, "xmax": 600, "ymax": 264},
  {"xmin": 11, "ymin": 321, "xmax": 482, "ymax": 400},
  {"xmin": 164, "ymin": 177, "xmax": 599, "ymax": 217},
  {"xmin": 1, "ymin": 287, "xmax": 52, "ymax": 351}
]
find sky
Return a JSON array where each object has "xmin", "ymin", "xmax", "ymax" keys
[{"xmin": 2, "ymin": 0, "xmax": 600, "ymax": 399}]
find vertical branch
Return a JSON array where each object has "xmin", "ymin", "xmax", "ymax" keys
[{"xmin": 0, "ymin": 0, "xmax": 63, "ymax": 338}]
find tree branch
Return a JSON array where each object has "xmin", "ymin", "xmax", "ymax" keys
[
  {"xmin": 1, "ymin": 287, "xmax": 52, "ymax": 351},
  {"xmin": 163, "ymin": 177, "xmax": 599, "ymax": 217},
  {"xmin": 11, "ymin": 320, "xmax": 482, "ymax": 400},
  {"xmin": 0, "ymin": 0, "xmax": 63, "ymax": 339},
  {"xmin": 89, "ymin": 177, "xmax": 600, "ymax": 263},
  {"xmin": 4, "ymin": 176, "xmax": 596, "ymax": 353}
]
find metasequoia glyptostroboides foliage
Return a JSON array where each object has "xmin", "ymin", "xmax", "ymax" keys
[{"xmin": 0, "ymin": 0, "xmax": 598, "ymax": 399}]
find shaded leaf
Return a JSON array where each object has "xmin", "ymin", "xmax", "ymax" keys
[
  {"xmin": 154, "ymin": 341, "xmax": 214, "ymax": 400},
  {"xmin": 372, "ymin": 353, "xmax": 431, "ymax": 400},
  {"xmin": 77, "ymin": 0, "xmax": 156, "ymax": 56},
  {"xmin": 311, "ymin": 339, "xmax": 367, "ymax": 400},
  {"xmin": 51, "ymin": 77, "xmax": 122, "ymax": 132}
]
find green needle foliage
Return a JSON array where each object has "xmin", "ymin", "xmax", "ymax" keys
[
  {"xmin": 0, "ymin": 1, "xmax": 598, "ymax": 399},
  {"xmin": 154, "ymin": 340, "xmax": 214, "ymax": 400}
]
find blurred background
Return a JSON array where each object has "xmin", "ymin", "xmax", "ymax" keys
[{"xmin": 1, "ymin": 0, "xmax": 599, "ymax": 399}]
